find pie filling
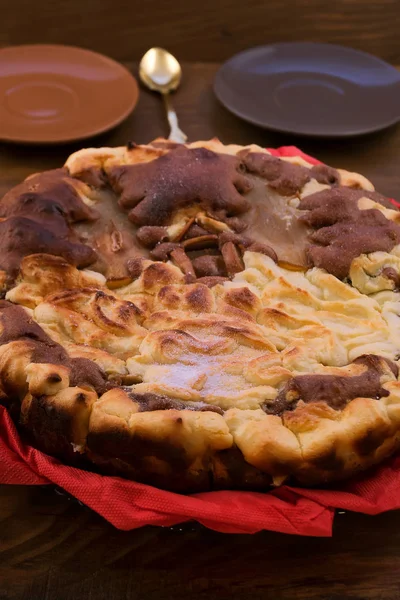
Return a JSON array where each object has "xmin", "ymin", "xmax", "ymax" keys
[{"xmin": 1, "ymin": 138, "xmax": 400, "ymax": 490}]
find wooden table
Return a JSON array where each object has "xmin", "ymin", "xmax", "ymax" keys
[{"xmin": 1, "ymin": 62, "xmax": 400, "ymax": 600}]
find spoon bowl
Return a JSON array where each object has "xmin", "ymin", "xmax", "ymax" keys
[{"xmin": 139, "ymin": 47, "xmax": 182, "ymax": 94}]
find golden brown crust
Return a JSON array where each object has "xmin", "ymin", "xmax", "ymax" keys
[{"xmin": 2, "ymin": 139, "xmax": 400, "ymax": 492}]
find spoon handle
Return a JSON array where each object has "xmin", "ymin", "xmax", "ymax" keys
[{"xmin": 163, "ymin": 93, "xmax": 187, "ymax": 144}]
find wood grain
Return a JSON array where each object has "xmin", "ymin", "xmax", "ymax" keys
[
  {"xmin": 1, "ymin": 0, "xmax": 400, "ymax": 64},
  {"xmin": 1, "ymin": 485, "xmax": 400, "ymax": 600},
  {"xmin": 1, "ymin": 63, "xmax": 400, "ymax": 199},
  {"xmin": 1, "ymin": 62, "xmax": 400, "ymax": 600}
]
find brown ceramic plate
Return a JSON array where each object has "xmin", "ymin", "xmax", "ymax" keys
[
  {"xmin": 0, "ymin": 44, "xmax": 139, "ymax": 144},
  {"xmin": 214, "ymin": 42, "xmax": 400, "ymax": 137}
]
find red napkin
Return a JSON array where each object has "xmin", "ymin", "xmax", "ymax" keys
[
  {"xmin": 1, "ymin": 146, "xmax": 400, "ymax": 537},
  {"xmin": 267, "ymin": 146, "xmax": 321, "ymax": 164}
]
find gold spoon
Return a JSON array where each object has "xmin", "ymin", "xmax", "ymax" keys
[{"xmin": 139, "ymin": 47, "xmax": 187, "ymax": 144}]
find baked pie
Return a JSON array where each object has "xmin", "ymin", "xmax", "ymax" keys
[{"xmin": 2, "ymin": 138, "xmax": 400, "ymax": 492}]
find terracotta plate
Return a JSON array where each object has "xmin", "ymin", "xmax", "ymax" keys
[
  {"xmin": 214, "ymin": 42, "xmax": 400, "ymax": 137},
  {"xmin": 0, "ymin": 45, "xmax": 139, "ymax": 143}
]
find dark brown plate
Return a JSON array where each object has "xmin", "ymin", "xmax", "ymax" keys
[
  {"xmin": 0, "ymin": 44, "xmax": 139, "ymax": 144},
  {"xmin": 214, "ymin": 42, "xmax": 400, "ymax": 137}
]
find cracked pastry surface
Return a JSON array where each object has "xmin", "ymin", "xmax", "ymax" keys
[{"xmin": 2, "ymin": 138, "xmax": 400, "ymax": 492}]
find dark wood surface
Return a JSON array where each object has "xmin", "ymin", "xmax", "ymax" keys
[
  {"xmin": 2, "ymin": 62, "xmax": 400, "ymax": 199},
  {"xmin": 1, "ymin": 0, "xmax": 400, "ymax": 64},
  {"xmin": 2, "ymin": 485, "xmax": 400, "ymax": 600},
  {"xmin": 1, "ymin": 62, "xmax": 400, "ymax": 600}
]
